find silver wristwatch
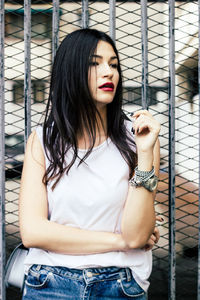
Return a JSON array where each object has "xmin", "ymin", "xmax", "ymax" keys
[{"xmin": 129, "ymin": 167, "xmax": 158, "ymax": 192}]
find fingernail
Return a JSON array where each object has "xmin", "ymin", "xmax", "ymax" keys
[
  {"xmin": 131, "ymin": 128, "xmax": 135, "ymax": 134},
  {"xmin": 156, "ymin": 217, "xmax": 164, "ymax": 224}
]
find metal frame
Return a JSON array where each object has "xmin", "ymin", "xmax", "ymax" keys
[
  {"xmin": 82, "ymin": 0, "xmax": 89, "ymax": 29},
  {"xmin": 52, "ymin": 0, "xmax": 60, "ymax": 59},
  {"xmin": 198, "ymin": 0, "xmax": 200, "ymax": 298},
  {"xmin": 109, "ymin": 0, "xmax": 116, "ymax": 42},
  {"xmin": 0, "ymin": 0, "xmax": 5, "ymax": 298},
  {"xmin": 24, "ymin": 0, "xmax": 31, "ymax": 143},
  {"xmin": 168, "ymin": 1, "xmax": 176, "ymax": 299},
  {"xmin": 141, "ymin": 0, "xmax": 149, "ymax": 109}
]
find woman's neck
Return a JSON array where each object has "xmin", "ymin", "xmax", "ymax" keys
[{"xmin": 77, "ymin": 106, "xmax": 108, "ymax": 150}]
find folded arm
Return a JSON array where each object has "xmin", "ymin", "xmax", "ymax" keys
[
  {"xmin": 19, "ymin": 109, "xmax": 161, "ymax": 255},
  {"xmin": 19, "ymin": 131, "xmax": 127, "ymax": 255}
]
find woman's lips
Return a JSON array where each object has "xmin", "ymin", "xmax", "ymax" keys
[{"xmin": 99, "ymin": 82, "xmax": 114, "ymax": 91}]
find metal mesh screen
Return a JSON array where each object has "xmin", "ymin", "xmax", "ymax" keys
[
  {"xmin": 2, "ymin": 1, "xmax": 199, "ymax": 299},
  {"xmin": 4, "ymin": 1, "xmax": 52, "ymax": 299},
  {"xmin": 174, "ymin": 2, "xmax": 198, "ymax": 298}
]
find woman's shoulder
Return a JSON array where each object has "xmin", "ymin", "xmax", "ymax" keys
[
  {"xmin": 29, "ymin": 125, "xmax": 44, "ymax": 147},
  {"xmin": 24, "ymin": 127, "xmax": 45, "ymax": 166},
  {"xmin": 34, "ymin": 125, "xmax": 43, "ymax": 139},
  {"xmin": 26, "ymin": 126, "xmax": 42, "ymax": 143},
  {"xmin": 26, "ymin": 126, "xmax": 44, "ymax": 155}
]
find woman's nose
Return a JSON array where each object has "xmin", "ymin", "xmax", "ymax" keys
[{"xmin": 102, "ymin": 64, "xmax": 113, "ymax": 77}]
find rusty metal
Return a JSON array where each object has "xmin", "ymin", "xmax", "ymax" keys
[
  {"xmin": 82, "ymin": 0, "xmax": 89, "ymax": 29},
  {"xmin": 198, "ymin": 0, "xmax": 200, "ymax": 298},
  {"xmin": 52, "ymin": 0, "xmax": 60, "ymax": 59},
  {"xmin": 141, "ymin": 0, "xmax": 148, "ymax": 109},
  {"xmin": 24, "ymin": 0, "xmax": 31, "ymax": 143},
  {"xmin": 109, "ymin": 0, "xmax": 116, "ymax": 41},
  {"xmin": 0, "ymin": 0, "xmax": 5, "ymax": 298},
  {"xmin": 169, "ymin": 0, "xmax": 176, "ymax": 299}
]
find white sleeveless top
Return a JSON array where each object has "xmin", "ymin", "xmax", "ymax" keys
[{"xmin": 24, "ymin": 120, "xmax": 152, "ymax": 291}]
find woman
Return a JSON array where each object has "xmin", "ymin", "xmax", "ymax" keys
[{"xmin": 19, "ymin": 28, "xmax": 161, "ymax": 299}]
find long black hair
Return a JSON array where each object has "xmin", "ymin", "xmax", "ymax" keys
[{"xmin": 43, "ymin": 28, "xmax": 137, "ymax": 189}]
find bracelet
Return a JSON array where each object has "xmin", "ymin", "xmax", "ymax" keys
[
  {"xmin": 128, "ymin": 165, "xmax": 158, "ymax": 192},
  {"xmin": 129, "ymin": 166, "xmax": 155, "ymax": 187},
  {"xmin": 135, "ymin": 166, "xmax": 155, "ymax": 182}
]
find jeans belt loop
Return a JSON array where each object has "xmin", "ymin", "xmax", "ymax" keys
[
  {"xmin": 125, "ymin": 267, "xmax": 132, "ymax": 282},
  {"xmin": 35, "ymin": 264, "xmax": 41, "ymax": 272}
]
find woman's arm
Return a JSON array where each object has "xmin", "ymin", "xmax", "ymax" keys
[
  {"xmin": 121, "ymin": 110, "xmax": 160, "ymax": 249},
  {"xmin": 19, "ymin": 131, "xmax": 127, "ymax": 254},
  {"xmin": 142, "ymin": 215, "xmax": 163, "ymax": 251}
]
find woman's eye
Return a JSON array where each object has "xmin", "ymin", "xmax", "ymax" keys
[
  {"xmin": 89, "ymin": 61, "xmax": 99, "ymax": 66},
  {"xmin": 111, "ymin": 64, "xmax": 118, "ymax": 69}
]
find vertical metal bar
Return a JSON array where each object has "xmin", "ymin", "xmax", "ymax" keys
[
  {"xmin": 141, "ymin": 0, "xmax": 148, "ymax": 110},
  {"xmin": 52, "ymin": 0, "xmax": 60, "ymax": 60},
  {"xmin": 0, "ymin": 0, "xmax": 5, "ymax": 299},
  {"xmin": 168, "ymin": 0, "xmax": 176, "ymax": 299},
  {"xmin": 198, "ymin": 0, "xmax": 200, "ymax": 298},
  {"xmin": 82, "ymin": 0, "xmax": 89, "ymax": 29},
  {"xmin": 109, "ymin": 0, "xmax": 116, "ymax": 42},
  {"xmin": 24, "ymin": 0, "xmax": 31, "ymax": 143}
]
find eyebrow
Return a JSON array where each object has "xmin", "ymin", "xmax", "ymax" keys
[{"xmin": 90, "ymin": 54, "xmax": 118, "ymax": 60}]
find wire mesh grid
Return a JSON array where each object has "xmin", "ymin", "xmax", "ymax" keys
[{"xmin": 2, "ymin": 1, "xmax": 199, "ymax": 299}]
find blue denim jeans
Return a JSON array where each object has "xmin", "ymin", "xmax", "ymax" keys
[{"xmin": 22, "ymin": 264, "xmax": 147, "ymax": 299}]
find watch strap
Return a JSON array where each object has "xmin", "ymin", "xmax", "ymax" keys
[{"xmin": 129, "ymin": 166, "xmax": 158, "ymax": 192}]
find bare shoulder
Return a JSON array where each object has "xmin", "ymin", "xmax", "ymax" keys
[
  {"xmin": 24, "ymin": 129, "xmax": 45, "ymax": 168},
  {"xmin": 20, "ymin": 130, "xmax": 46, "ymax": 196}
]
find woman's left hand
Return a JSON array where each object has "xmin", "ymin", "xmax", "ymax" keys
[
  {"xmin": 142, "ymin": 216, "xmax": 163, "ymax": 251},
  {"xmin": 133, "ymin": 110, "xmax": 160, "ymax": 153}
]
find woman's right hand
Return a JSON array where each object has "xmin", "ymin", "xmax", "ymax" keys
[{"xmin": 133, "ymin": 110, "xmax": 160, "ymax": 154}]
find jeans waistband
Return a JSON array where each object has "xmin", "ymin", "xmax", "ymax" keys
[{"xmin": 31, "ymin": 265, "xmax": 132, "ymax": 284}]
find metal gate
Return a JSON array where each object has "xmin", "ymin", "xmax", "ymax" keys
[{"xmin": 0, "ymin": 0, "xmax": 199, "ymax": 299}]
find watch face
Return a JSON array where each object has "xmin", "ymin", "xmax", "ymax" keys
[
  {"xmin": 144, "ymin": 176, "xmax": 158, "ymax": 191},
  {"xmin": 149, "ymin": 177, "xmax": 158, "ymax": 191}
]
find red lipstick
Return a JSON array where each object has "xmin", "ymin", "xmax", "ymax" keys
[{"xmin": 99, "ymin": 82, "xmax": 114, "ymax": 91}]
